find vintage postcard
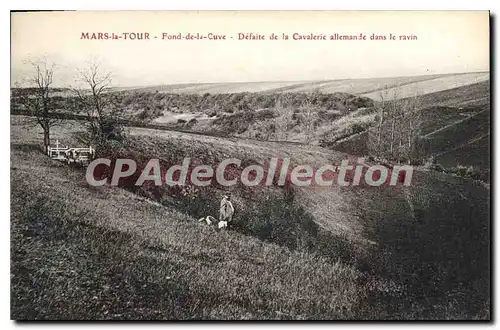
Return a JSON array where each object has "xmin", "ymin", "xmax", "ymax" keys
[{"xmin": 10, "ymin": 11, "xmax": 490, "ymax": 320}]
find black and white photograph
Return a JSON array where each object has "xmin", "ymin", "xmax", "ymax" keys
[{"xmin": 9, "ymin": 10, "xmax": 491, "ymax": 320}]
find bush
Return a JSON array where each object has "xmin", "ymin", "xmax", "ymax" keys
[
  {"xmin": 233, "ymin": 195, "xmax": 317, "ymax": 250},
  {"xmin": 351, "ymin": 123, "xmax": 366, "ymax": 134},
  {"xmin": 102, "ymin": 120, "xmax": 125, "ymax": 141},
  {"xmin": 86, "ymin": 118, "xmax": 126, "ymax": 146},
  {"xmin": 137, "ymin": 109, "xmax": 150, "ymax": 120}
]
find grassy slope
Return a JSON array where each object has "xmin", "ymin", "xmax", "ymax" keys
[
  {"xmin": 422, "ymin": 110, "xmax": 490, "ymax": 156},
  {"xmin": 416, "ymin": 80, "xmax": 490, "ymax": 109},
  {"xmin": 11, "ymin": 144, "xmax": 363, "ymax": 320},
  {"xmin": 328, "ymin": 80, "xmax": 491, "ymax": 169},
  {"xmin": 125, "ymin": 126, "xmax": 370, "ymax": 241},
  {"xmin": 434, "ymin": 134, "xmax": 490, "ymax": 169},
  {"xmin": 418, "ymin": 81, "xmax": 490, "ymax": 168},
  {"xmin": 11, "ymin": 117, "xmax": 490, "ymax": 319}
]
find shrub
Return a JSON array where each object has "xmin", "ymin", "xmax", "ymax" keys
[
  {"xmin": 137, "ymin": 109, "xmax": 149, "ymax": 120},
  {"xmin": 232, "ymin": 195, "xmax": 316, "ymax": 250},
  {"xmin": 102, "ymin": 120, "xmax": 125, "ymax": 141},
  {"xmin": 86, "ymin": 118, "xmax": 126, "ymax": 146},
  {"xmin": 351, "ymin": 123, "xmax": 366, "ymax": 134}
]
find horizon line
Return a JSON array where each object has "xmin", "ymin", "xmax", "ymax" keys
[
  {"xmin": 107, "ymin": 69, "xmax": 490, "ymax": 89},
  {"xmin": 11, "ymin": 69, "xmax": 490, "ymax": 90}
]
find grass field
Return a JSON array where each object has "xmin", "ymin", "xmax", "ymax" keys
[
  {"xmin": 111, "ymin": 72, "xmax": 487, "ymax": 97},
  {"xmin": 10, "ymin": 121, "xmax": 368, "ymax": 320},
  {"xmin": 422, "ymin": 110, "xmax": 490, "ymax": 161},
  {"xmin": 11, "ymin": 115, "xmax": 490, "ymax": 320},
  {"xmin": 434, "ymin": 134, "xmax": 490, "ymax": 169},
  {"xmin": 11, "ymin": 149, "xmax": 363, "ymax": 320}
]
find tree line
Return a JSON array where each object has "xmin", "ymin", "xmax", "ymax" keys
[{"xmin": 367, "ymin": 88, "xmax": 424, "ymax": 164}]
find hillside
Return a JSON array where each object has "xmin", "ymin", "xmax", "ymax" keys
[
  {"xmin": 111, "ymin": 72, "xmax": 488, "ymax": 96},
  {"xmin": 11, "ymin": 71, "xmax": 491, "ymax": 178},
  {"xmin": 11, "ymin": 146, "xmax": 362, "ymax": 320},
  {"xmin": 113, "ymin": 73, "xmax": 490, "ymax": 158},
  {"xmin": 11, "ymin": 73, "xmax": 491, "ymax": 181},
  {"xmin": 327, "ymin": 80, "xmax": 490, "ymax": 174},
  {"xmin": 361, "ymin": 72, "xmax": 489, "ymax": 101},
  {"xmin": 11, "ymin": 116, "xmax": 490, "ymax": 319}
]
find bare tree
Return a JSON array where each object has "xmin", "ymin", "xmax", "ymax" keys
[
  {"xmin": 273, "ymin": 94, "xmax": 295, "ymax": 140},
  {"xmin": 368, "ymin": 86, "xmax": 423, "ymax": 164},
  {"xmin": 13, "ymin": 57, "xmax": 58, "ymax": 153},
  {"xmin": 74, "ymin": 58, "xmax": 122, "ymax": 142},
  {"xmin": 402, "ymin": 94, "xmax": 423, "ymax": 162},
  {"xmin": 299, "ymin": 98, "xmax": 318, "ymax": 143},
  {"xmin": 377, "ymin": 86, "xmax": 387, "ymax": 149},
  {"xmin": 367, "ymin": 85, "xmax": 391, "ymax": 159},
  {"xmin": 387, "ymin": 87, "xmax": 400, "ymax": 159}
]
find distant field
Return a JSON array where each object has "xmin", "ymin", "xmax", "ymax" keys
[
  {"xmin": 418, "ymin": 106, "xmax": 472, "ymax": 136},
  {"xmin": 114, "ymin": 81, "xmax": 304, "ymax": 94},
  {"xmin": 416, "ymin": 80, "xmax": 490, "ymax": 109},
  {"xmin": 112, "ymin": 72, "xmax": 488, "ymax": 97},
  {"xmin": 282, "ymin": 74, "xmax": 445, "ymax": 94},
  {"xmin": 361, "ymin": 72, "xmax": 489, "ymax": 101}
]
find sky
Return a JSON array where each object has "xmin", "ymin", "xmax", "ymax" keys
[{"xmin": 11, "ymin": 11, "xmax": 490, "ymax": 87}]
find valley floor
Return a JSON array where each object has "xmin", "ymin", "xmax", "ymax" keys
[{"xmin": 10, "ymin": 117, "xmax": 490, "ymax": 320}]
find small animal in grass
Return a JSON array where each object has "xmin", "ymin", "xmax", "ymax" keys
[
  {"xmin": 197, "ymin": 194, "xmax": 235, "ymax": 229},
  {"xmin": 198, "ymin": 215, "xmax": 218, "ymax": 226}
]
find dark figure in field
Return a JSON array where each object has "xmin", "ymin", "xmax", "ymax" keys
[{"xmin": 219, "ymin": 194, "xmax": 234, "ymax": 228}]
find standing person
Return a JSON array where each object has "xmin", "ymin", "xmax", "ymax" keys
[{"xmin": 219, "ymin": 194, "xmax": 235, "ymax": 228}]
